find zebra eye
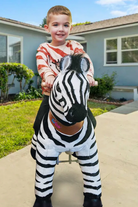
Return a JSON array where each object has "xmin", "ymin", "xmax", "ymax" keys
[{"xmin": 56, "ymin": 83, "xmax": 61, "ymax": 92}]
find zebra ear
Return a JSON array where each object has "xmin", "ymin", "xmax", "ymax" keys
[
  {"xmin": 60, "ymin": 55, "xmax": 72, "ymax": 71},
  {"xmin": 80, "ymin": 57, "xmax": 90, "ymax": 73}
]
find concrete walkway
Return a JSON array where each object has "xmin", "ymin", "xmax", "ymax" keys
[{"xmin": 0, "ymin": 101, "xmax": 138, "ymax": 207}]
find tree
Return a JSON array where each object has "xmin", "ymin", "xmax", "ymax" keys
[
  {"xmin": 72, "ymin": 21, "xmax": 91, "ymax": 26},
  {"xmin": 40, "ymin": 17, "xmax": 46, "ymax": 27}
]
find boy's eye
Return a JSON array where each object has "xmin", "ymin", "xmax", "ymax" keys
[
  {"xmin": 53, "ymin": 23, "xmax": 58, "ymax": 26},
  {"xmin": 64, "ymin": 24, "xmax": 69, "ymax": 27}
]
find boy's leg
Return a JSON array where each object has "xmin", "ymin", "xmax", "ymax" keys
[
  {"xmin": 33, "ymin": 95, "xmax": 49, "ymax": 135},
  {"xmin": 31, "ymin": 95, "xmax": 49, "ymax": 160},
  {"xmin": 88, "ymin": 108, "xmax": 97, "ymax": 129}
]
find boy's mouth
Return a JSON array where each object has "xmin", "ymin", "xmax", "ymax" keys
[{"xmin": 57, "ymin": 34, "xmax": 65, "ymax": 37}]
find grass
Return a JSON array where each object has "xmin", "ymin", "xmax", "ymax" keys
[
  {"xmin": 0, "ymin": 100, "xmax": 117, "ymax": 158},
  {"xmin": 0, "ymin": 100, "xmax": 41, "ymax": 158},
  {"xmin": 88, "ymin": 101, "xmax": 117, "ymax": 116}
]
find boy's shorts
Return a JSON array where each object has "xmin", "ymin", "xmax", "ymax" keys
[{"xmin": 33, "ymin": 95, "xmax": 49, "ymax": 135}]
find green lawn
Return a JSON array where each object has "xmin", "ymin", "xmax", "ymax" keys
[
  {"xmin": 88, "ymin": 101, "xmax": 117, "ymax": 116},
  {"xmin": 0, "ymin": 100, "xmax": 117, "ymax": 158},
  {"xmin": 0, "ymin": 100, "xmax": 41, "ymax": 158}
]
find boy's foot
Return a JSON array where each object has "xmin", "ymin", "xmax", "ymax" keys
[{"xmin": 33, "ymin": 198, "xmax": 53, "ymax": 207}]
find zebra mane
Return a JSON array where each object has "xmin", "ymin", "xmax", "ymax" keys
[{"xmin": 60, "ymin": 54, "xmax": 90, "ymax": 74}]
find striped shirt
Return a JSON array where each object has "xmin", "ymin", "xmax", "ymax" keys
[{"xmin": 36, "ymin": 40, "xmax": 94, "ymax": 95}]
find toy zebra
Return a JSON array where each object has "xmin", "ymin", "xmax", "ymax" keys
[{"xmin": 31, "ymin": 54, "xmax": 103, "ymax": 207}]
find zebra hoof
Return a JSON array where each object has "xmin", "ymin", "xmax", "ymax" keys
[
  {"xmin": 33, "ymin": 198, "xmax": 53, "ymax": 207},
  {"xmin": 83, "ymin": 198, "xmax": 103, "ymax": 207}
]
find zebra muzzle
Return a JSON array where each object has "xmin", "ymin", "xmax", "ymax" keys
[{"xmin": 66, "ymin": 104, "xmax": 87, "ymax": 123}]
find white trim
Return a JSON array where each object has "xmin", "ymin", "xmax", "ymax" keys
[
  {"xmin": 105, "ymin": 33, "xmax": 138, "ymax": 40},
  {"xmin": 21, "ymin": 36, "xmax": 23, "ymax": 64},
  {"xmin": 104, "ymin": 34, "xmax": 138, "ymax": 66},
  {"xmin": 104, "ymin": 63, "xmax": 138, "ymax": 66},
  {"xmin": 7, "ymin": 35, "xmax": 9, "ymax": 62},
  {"xmin": 104, "ymin": 39, "xmax": 106, "ymax": 65},
  {"xmin": 71, "ymin": 23, "xmax": 138, "ymax": 36},
  {"xmin": 118, "ymin": 37, "xmax": 121, "ymax": 64},
  {"xmin": 79, "ymin": 40, "xmax": 87, "ymax": 44},
  {"xmin": 0, "ymin": 20, "xmax": 49, "ymax": 34}
]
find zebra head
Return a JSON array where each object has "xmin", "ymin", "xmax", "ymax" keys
[{"xmin": 49, "ymin": 54, "xmax": 90, "ymax": 125}]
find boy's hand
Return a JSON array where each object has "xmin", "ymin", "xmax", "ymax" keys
[
  {"xmin": 87, "ymin": 75, "xmax": 98, "ymax": 86},
  {"xmin": 42, "ymin": 75, "xmax": 55, "ymax": 88}
]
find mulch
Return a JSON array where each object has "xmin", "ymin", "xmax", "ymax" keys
[
  {"xmin": 89, "ymin": 98, "xmax": 134, "ymax": 106},
  {"xmin": 0, "ymin": 96, "xmax": 134, "ymax": 107}
]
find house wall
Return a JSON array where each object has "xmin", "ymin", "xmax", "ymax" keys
[
  {"xmin": 83, "ymin": 25, "xmax": 138, "ymax": 86},
  {"xmin": 0, "ymin": 23, "xmax": 47, "ymax": 94}
]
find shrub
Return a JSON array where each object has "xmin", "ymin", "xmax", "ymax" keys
[
  {"xmin": 14, "ymin": 88, "xmax": 43, "ymax": 101},
  {"xmin": 14, "ymin": 80, "xmax": 43, "ymax": 101},
  {"xmin": 0, "ymin": 63, "xmax": 34, "ymax": 101},
  {"xmin": 90, "ymin": 72, "xmax": 116, "ymax": 98}
]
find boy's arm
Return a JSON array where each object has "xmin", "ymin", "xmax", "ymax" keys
[
  {"xmin": 73, "ymin": 41, "xmax": 96, "ymax": 86},
  {"xmin": 36, "ymin": 45, "xmax": 55, "ymax": 86},
  {"xmin": 82, "ymin": 53, "xmax": 98, "ymax": 86}
]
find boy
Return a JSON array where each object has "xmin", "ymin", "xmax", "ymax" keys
[{"xmin": 31, "ymin": 5, "xmax": 102, "ymax": 207}]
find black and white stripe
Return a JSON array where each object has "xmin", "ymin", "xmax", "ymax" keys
[{"xmin": 32, "ymin": 55, "xmax": 102, "ymax": 199}]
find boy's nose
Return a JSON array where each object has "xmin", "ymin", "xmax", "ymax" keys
[{"xmin": 59, "ymin": 25, "xmax": 63, "ymax": 31}]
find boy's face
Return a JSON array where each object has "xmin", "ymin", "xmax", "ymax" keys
[{"xmin": 45, "ymin": 14, "xmax": 72, "ymax": 46}]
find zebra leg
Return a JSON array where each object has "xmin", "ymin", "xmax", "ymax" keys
[
  {"xmin": 76, "ymin": 138, "xmax": 102, "ymax": 207},
  {"xmin": 33, "ymin": 143, "xmax": 59, "ymax": 207}
]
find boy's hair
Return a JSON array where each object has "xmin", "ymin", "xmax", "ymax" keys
[{"xmin": 46, "ymin": 5, "xmax": 72, "ymax": 25}]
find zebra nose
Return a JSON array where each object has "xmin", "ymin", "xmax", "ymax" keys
[{"xmin": 66, "ymin": 104, "xmax": 87, "ymax": 123}]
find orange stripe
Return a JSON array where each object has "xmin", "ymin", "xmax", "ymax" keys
[
  {"xmin": 37, "ymin": 47, "xmax": 50, "ymax": 57},
  {"xmin": 40, "ymin": 72, "xmax": 45, "ymax": 79},
  {"xmin": 74, "ymin": 48, "xmax": 85, "ymax": 54},
  {"xmin": 36, "ymin": 55, "xmax": 44, "ymax": 59},
  {"xmin": 38, "ymin": 64, "xmax": 48, "ymax": 70},
  {"xmin": 66, "ymin": 42, "xmax": 73, "ymax": 50},
  {"xmin": 48, "ymin": 44, "xmax": 67, "ymax": 57}
]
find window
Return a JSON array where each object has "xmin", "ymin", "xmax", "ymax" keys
[
  {"xmin": 0, "ymin": 34, "xmax": 22, "ymax": 63},
  {"xmin": 0, "ymin": 35, "xmax": 7, "ymax": 62},
  {"xmin": 106, "ymin": 39, "xmax": 117, "ymax": 64},
  {"xmin": 105, "ymin": 35, "xmax": 138, "ymax": 65},
  {"xmin": 81, "ymin": 42, "xmax": 87, "ymax": 52},
  {"xmin": 121, "ymin": 36, "xmax": 138, "ymax": 63}
]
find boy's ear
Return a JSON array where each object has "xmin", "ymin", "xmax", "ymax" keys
[
  {"xmin": 44, "ymin": 24, "xmax": 49, "ymax": 32},
  {"xmin": 70, "ymin": 25, "xmax": 73, "ymax": 31}
]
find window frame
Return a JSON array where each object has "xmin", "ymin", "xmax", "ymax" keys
[
  {"xmin": 80, "ymin": 41, "xmax": 87, "ymax": 52},
  {"xmin": 104, "ymin": 34, "xmax": 138, "ymax": 66},
  {"xmin": 0, "ymin": 32, "xmax": 23, "ymax": 63}
]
